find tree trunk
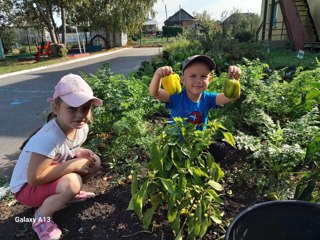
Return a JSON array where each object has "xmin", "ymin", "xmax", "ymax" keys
[
  {"xmin": 60, "ymin": 2, "xmax": 67, "ymax": 44},
  {"xmin": 33, "ymin": 0, "xmax": 58, "ymax": 44},
  {"xmin": 49, "ymin": 6, "xmax": 60, "ymax": 44},
  {"xmin": 105, "ymin": 26, "xmax": 111, "ymax": 49}
]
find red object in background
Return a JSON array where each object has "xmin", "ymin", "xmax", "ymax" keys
[
  {"xmin": 35, "ymin": 46, "xmax": 41, "ymax": 62},
  {"xmin": 34, "ymin": 42, "xmax": 52, "ymax": 62}
]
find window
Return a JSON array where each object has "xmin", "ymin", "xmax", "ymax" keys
[{"xmin": 267, "ymin": 1, "xmax": 279, "ymax": 29}]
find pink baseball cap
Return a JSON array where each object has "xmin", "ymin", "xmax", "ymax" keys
[{"xmin": 47, "ymin": 74, "xmax": 103, "ymax": 107}]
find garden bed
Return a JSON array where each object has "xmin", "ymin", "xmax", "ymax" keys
[{"xmin": 0, "ymin": 151, "xmax": 266, "ymax": 240}]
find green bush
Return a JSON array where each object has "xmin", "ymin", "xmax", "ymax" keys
[
  {"xmin": 163, "ymin": 26, "xmax": 183, "ymax": 37},
  {"xmin": 58, "ymin": 44, "xmax": 68, "ymax": 57}
]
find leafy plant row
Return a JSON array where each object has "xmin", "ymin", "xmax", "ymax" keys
[{"xmin": 84, "ymin": 37, "xmax": 319, "ymax": 239}]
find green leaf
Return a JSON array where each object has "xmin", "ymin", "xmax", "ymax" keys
[
  {"xmin": 294, "ymin": 178, "xmax": 316, "ymax": 201},
  {"xmin": 168, "ymin": 207, "xmax": 178, "ymax": 223},
  {"xmin": 150, "ymin": 192, "xmax": 163, "ymax": 207},
  {"xmin": 165, "ymin": 159, "xmax": 173, "ymax": 171},
  {"xmin": 176, "ymin": 174, "xmax": 187, "ymax": 198},
  {"xmin": 199, "ymin": 217, "xmax": 211, "ymax": 238},
  {"xmin": 207, "ymin": 189, "xmax": 223, "ymax": 204},
  {"xmin": 188, "ymin": 167, "xmax": 209, "ymax": 178},
  {"xmin": 160, "ymin": 178, "xmax": 175, "ymax": 195},
  {"xmin": 172, "ymin": 214, "xmax": 181, "ymax": 235},
  {"xmin": 142, "ymin": 207, "xmax": 155, "ymax": 229},
  {"xmin": 208, "ymin": 180, "xmax": 223, "ymax": 191},
  {"xmin": 194, "ymin": 222, "xmax": 201, "ymax": 236},
  {"xmin": 205, "ymin": 152, "xmax": 214, "ymax": 168},
  {"xmin": 304, "ymin": 135, "xmax": 320, "ymax": 163},
  {"xmin": 131, "ymin": 173, "xmax": 138, "ymax": 196},
  {"xmin": 174, "ymin": 230, "xmax": 183, "ymax": 240},
  {"xmin": 215, "ymin": 122, "xmax": 228, "ymax": 131},
  {"xmin": 210, "ymin": 214, "xmax": 222, "ymax": 224},
  {"xmin": 222, "ymin": 131, "xmax": 236, "ymax": 147},
  {"xmin": 150, "ymin": 143, "xmax": 164, "ymax": 171},
  {"xmin": 132, "ymin": 193, "xmax": 142, "ymax": 220},
  {"xmin": 139, "ymin": 181, "xmax": 149, "ymax": 202},
  {"xmin": 210, "ymin": 162, "xmax": 225, "ymax": 181},
  {"xmin": 127, "ymin": 197, "xmax": 134, "ymax": 211}
]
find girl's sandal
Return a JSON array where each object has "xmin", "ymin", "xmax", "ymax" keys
[{"xmin": 32, "ymin": 220, "xmax": 62, "ymax": 240}]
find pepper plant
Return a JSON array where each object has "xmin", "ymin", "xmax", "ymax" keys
[{"xmin": 128, "ymin": 118, "xmax": 235, "ymax": 239}]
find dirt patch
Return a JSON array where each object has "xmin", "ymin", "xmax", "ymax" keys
[{"xmin": 0, "ymin": 154, "xmax": 265, "ymax": 240}]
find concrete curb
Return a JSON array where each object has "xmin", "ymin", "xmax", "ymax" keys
[{"xmin": 0, "ymin": 47, "xmax": 131, "ymax": 79}]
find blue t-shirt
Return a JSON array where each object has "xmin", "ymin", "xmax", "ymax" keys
[{"xmin": 169, "ymin": 89, "xmax": 218, "ymax": 129}]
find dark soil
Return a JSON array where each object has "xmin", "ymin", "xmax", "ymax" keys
[{"xmin": 0, "ymin": 151, "xmax": 266, "ymax": 240}]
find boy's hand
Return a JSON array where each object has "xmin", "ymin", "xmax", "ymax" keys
[
  {"xmin": 228, "ymin": 66, "xmax": 241, "ymax": 80},
  {"xmin": 156, "ymin": 66, "xmax": 173, "ymax": 78}
]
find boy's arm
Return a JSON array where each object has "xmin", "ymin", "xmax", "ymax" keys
[
  {"xmin": 216, "ymin": 66, "xmax": 241, "ymax": 105},
  {"xmin": 149, "ymin": 66, "xmax": 172, "ymax": 102}
]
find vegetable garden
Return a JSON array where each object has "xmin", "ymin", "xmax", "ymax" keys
[
  {"xmin": 83, "ymin": 37, "xmax": 320, "ymax": 239},
  {"xmin": 1, "ymin": 36, "xmax": 319, "ymax": 239}
]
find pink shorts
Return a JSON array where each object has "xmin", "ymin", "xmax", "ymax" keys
[{"xmin": 14, "ymin": 179, "xmax": 60, "ymax": 208}]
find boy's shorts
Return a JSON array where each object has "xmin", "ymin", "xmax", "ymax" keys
[{"xmin": 14, "ymin": 179, "xmax": 60, "ymax": 208}]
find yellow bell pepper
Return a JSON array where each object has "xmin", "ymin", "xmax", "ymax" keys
[{"xmin": 161, "ymin": 73, "xmax": 182, "ymax": 95}]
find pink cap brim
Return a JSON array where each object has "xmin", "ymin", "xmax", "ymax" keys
[{"xmin": 60, "ymin": 92, "xmax": 103, "ymax": 107}]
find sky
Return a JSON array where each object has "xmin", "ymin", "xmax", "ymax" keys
[{"xmin": 153, "ymin": 0, "xmax": 262, "ymax": 26}]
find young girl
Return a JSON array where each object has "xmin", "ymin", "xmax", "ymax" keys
[{"xmin": 10, "ymin": 73, "xmax": 103, "ymax": 240}]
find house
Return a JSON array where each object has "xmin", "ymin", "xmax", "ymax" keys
[
  {"xmin": 142, "ymin": 19, "xmax": 158, "ymax": 35},
  {"xmin": 164, "ymin": 8, "xmax": 196, "ymax": 29},
  {"xmin": 258, "ymin": 0, "xmax": 320, "ymax": 50}
]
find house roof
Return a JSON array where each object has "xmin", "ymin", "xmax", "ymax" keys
[{"xmin": 164, "ymin": 8, "xmax": 195, "ymax": 24}]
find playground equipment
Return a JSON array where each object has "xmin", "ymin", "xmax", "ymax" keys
[{"xmin": 35, "ymin": 41, "xmax": 52, "ymax": 61}]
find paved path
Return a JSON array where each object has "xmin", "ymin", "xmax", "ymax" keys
[{"xmin": 0, "ymin": 47, "xmax": 162, "ymax": 179}]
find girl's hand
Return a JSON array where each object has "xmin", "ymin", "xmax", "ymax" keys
[
  {"xmin": 71, "ymin": 158, "xmax": 92, "ymax": 175},
  {"xmin": 156, "ymin": 66, "xmax": 173, "ymax": 78},
  {"xmin": 228, "ymin": 66, "xmax": 241, "ymax": 80},
  {"xmin": 75, "ymin": 148, "xmax": 97, "ymax": 166}
]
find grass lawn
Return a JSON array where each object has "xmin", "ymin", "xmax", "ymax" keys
[
  {"xmin": 0, "ymin": 55, "xmax": 72, "ymax": 75},
  {"xmin": 0, "ymin": 48, "xmax": 124, "ymax": 75},
  {"xmin": 265, "ymin": 48, "xmax": 320, "ymax": 69}
]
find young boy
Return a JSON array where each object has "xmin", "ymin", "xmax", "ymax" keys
[{"xmin": 149, "ymin": 55, "xmax": 241, "ymax": 162}]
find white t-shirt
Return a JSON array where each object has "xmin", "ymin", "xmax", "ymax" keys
[{"xmin": 10, "ymin": 118, "xmax": 88, "ymax": 193}]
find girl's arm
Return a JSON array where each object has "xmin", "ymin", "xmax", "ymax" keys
[
  {"xmin": 27, "ymin": 152, "xmax": 91, "ymax": 186},
  {"xmin": 149, "ymin": 66, "xmax": 172, "ymax": 102}
]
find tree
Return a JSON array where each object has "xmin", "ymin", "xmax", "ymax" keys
[
  {"xmin": 220, "ymin": 9, "xmax": 260, "ymax": 41},
  {"xmin": 193, "ymin": 10, "xmax": 221, "ymax": 33},
  {"xmin": 73, "ymin": 0, "xmax": 156, "ymax": 48},
  {"xmin": 0, "ymin": 0, "xmax": 17, "ymax": 53},
  {"xmin": 7, "ymin": 0, "xmax": 156, "ymax": 48}
]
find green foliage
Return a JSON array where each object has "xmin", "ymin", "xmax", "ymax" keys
[
  {"xmin": 198, "ymin": 32, "xmax": 267, "ymax": 73},
  {"xmin": 234, "ymin": 31, "xmax": 254, "ymax": 43},
  {"xmin": 209, "ymin": 58, "xmax": 320, "ymax": 200},
  {"xmin": 0, "ymin": 28, "xmax": 17, "ymax": 54},
  {"xmin": 163, "ymin": 26, "xmax": 183, "ymax": 37},
  {"xmin": 84, "ymin": 64, "xmax": 162, "ymax": 174},
  {"xmin": 57, "ymin": 45, "xmax": 68, "ymax": 57},
  {"xmin": 129, "ymin": 119, "xmax": 236, "ymax": 238}
]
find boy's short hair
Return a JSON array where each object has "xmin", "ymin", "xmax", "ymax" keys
[{"xmin": 182, "ymin": 55, "xmax": 216, "ymax": 73}]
